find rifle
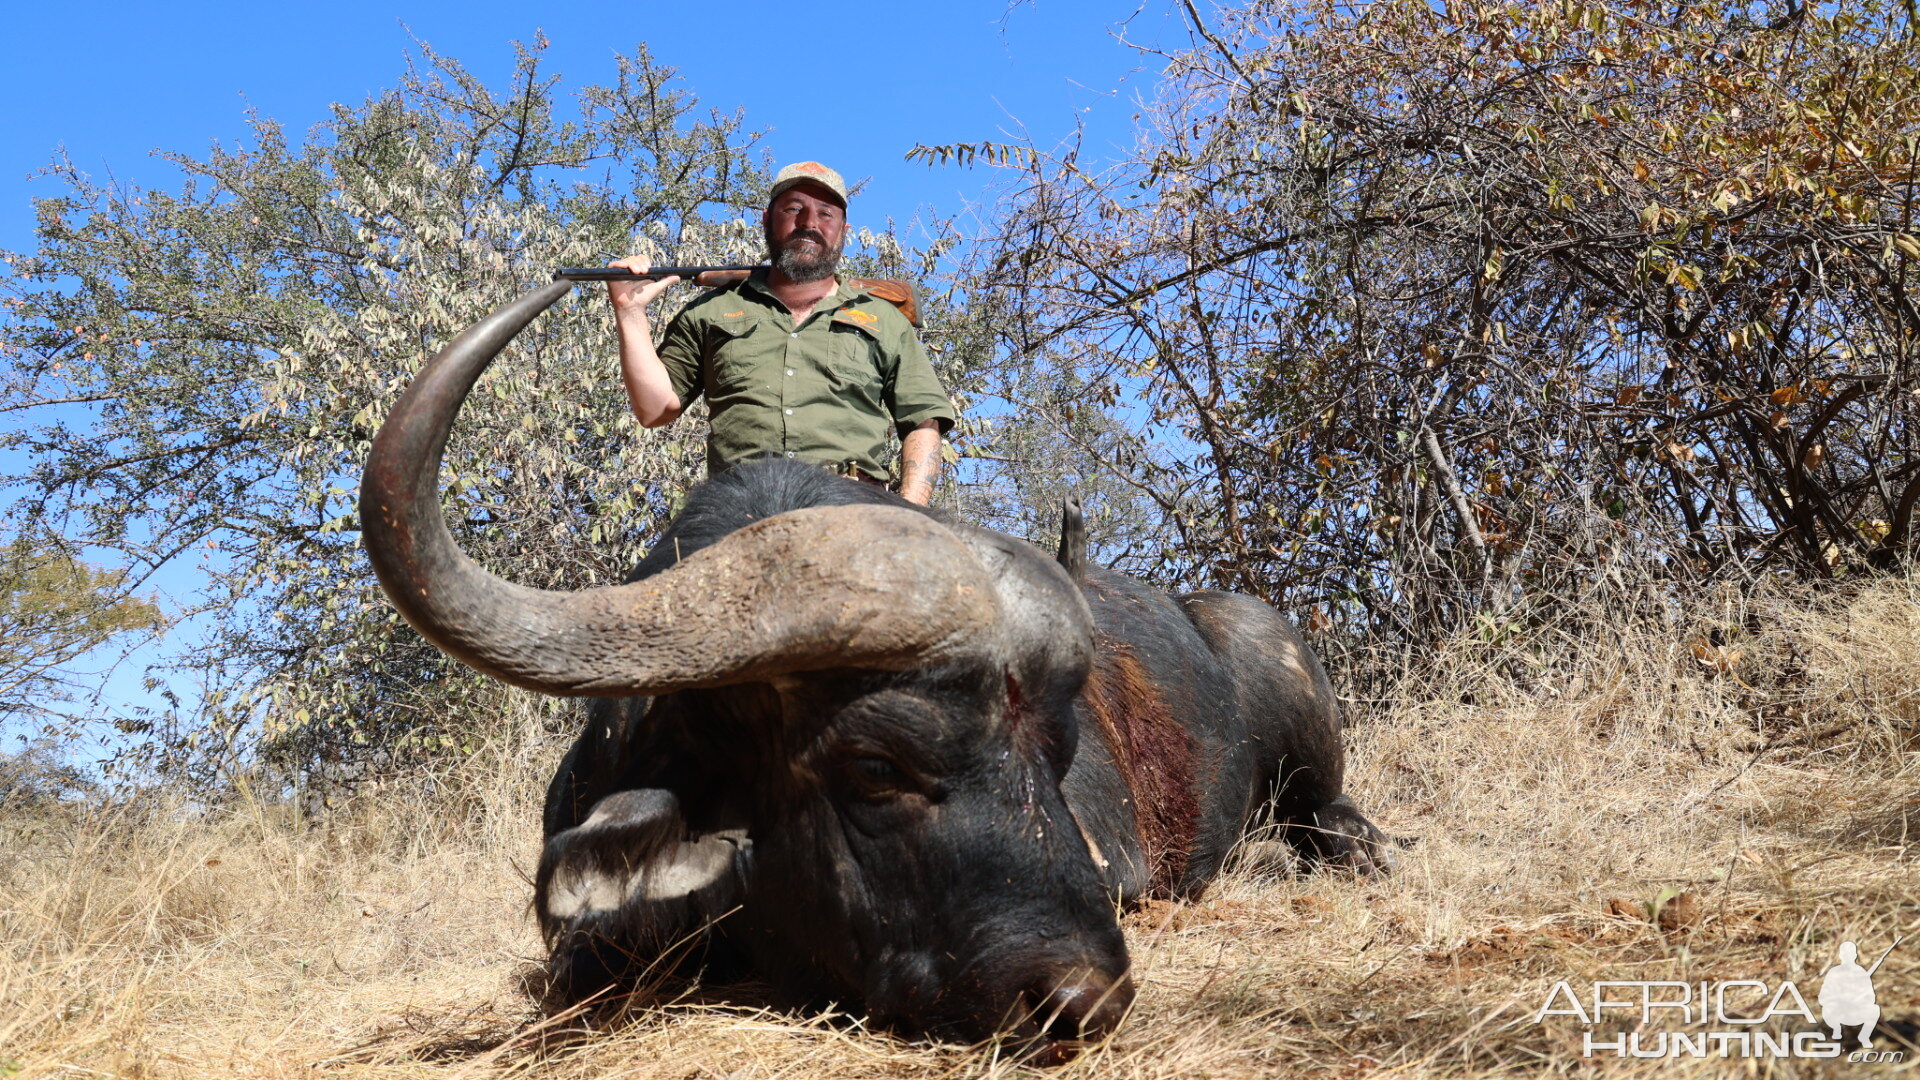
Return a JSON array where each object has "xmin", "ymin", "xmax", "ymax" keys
[
  {"xmin": 1867, "ymin": 936, "xmax": 1903, "ymax": 977},
  {"xmin": 553, "ymin": 265, "xmax": 763, "ymax": 285},
  {"xmin": 552, "ymin": 265, "xmax": 923, "ymax": 327}
]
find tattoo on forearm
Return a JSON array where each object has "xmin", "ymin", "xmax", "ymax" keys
[{"xmin": 899, "ymin": 426, "xmax": 941, "ymax": 504}]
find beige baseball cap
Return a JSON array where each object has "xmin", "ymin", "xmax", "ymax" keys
[{"xmin": 769, "ymin": 161, "xmax": 848, "ymax": 207}]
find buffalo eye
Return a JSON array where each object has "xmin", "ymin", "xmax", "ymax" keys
[{"xmin": 843, "ymin": 755, "xmax": 914, "ymax": 801}]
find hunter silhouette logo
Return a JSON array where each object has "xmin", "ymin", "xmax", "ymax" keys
[
  {"xmin": 1533, "ymin": 935, "xmax": 1905, "ymax": 1063},
  {"xmin": 1820, "ymin": 938, "xmax": 1899, "ymax": 1048}
]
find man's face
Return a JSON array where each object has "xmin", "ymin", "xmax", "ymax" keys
[{"xmin": 764, "ymin": 184, "xmax": 847, "ymax": 284}]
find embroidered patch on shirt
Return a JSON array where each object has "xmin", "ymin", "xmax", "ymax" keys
[
  {"xmin": 839, "ymin": 309, "xmax": 879, "ymax": 326},
  {"xmin": 722, "ymin": 310, "xmax": 746, "ymax": 318}
]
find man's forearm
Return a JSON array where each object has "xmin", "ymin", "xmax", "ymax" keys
[
  {"xmin": 898, "ymin": 422, "xmax": 942, "ymax": 506},
  {"xmin": 605, "ymin": 257, "xmax": 684, "ymax": 428},
  {"xmin": 618, "ymin": 312, "xmax": 682, "ymax": 427}
]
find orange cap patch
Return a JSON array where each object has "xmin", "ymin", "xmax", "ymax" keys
[{"xmin": 770, "ymin": 161, "xmax": 849, "ymax": 207}]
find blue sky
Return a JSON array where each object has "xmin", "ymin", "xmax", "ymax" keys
[
  {"xmin": 1, "ymin": 1, "xmax": 1188, "ymax": 737},
  {"xmin": 3, "ymin": 2, "xmax": 1185, "ymax": 254}
]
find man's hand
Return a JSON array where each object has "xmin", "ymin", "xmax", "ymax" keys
[
  {"xmin": 606, "ymin": 255, "xmax": 681, "ymax": 317},
  {"xmin": 608, "ymin": 256, "xmax": 686, "ymax": 428},
  {"xmin": 898, "ymin": 421, "xmax": 943, "ymax": 506}
]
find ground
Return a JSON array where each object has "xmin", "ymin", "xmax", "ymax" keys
[{"xmin": 3, "ymin": 579, "xmax": 1916, "ymax": 1078}]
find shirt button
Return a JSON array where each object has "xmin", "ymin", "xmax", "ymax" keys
[
  {"xmin": 784, "ymin": 408, "xmax": 794, "ymax": 415},
  {"xmin": 785, "ymin": 451, "xmax": 795, "ymax": 458},
  {"xmin": 789, "ymin": 332, "xmax": 797, "ymax": 338},
  {"xmin": 785, "ymin": 369, "xmax": 794, "ymax": 377}
]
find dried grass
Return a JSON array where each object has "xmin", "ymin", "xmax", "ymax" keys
[{"xmin": 3, "ymin": 579, "xmax": 1916, "ymax": 1078}]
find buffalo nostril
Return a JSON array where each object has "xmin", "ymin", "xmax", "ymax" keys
[{"xmin": 1033, "ymin": 970, "xmax": 1135, "ymax": 1043}]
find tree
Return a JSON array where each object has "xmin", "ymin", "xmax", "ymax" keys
[
  {"xmin": 1, "ymin": 38, "xmax": 773, "ymax": 789},
  {"xmin": 944, "ymin": 0, "xmax": 1920, "ymax": 650},
  {"xmin": 0, "ymin": 532, "xmax": 164, "ymax": 724}
]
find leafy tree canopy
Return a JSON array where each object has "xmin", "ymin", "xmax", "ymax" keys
[
  {"xmin": 946, "ymin": 0, "xmax": 1920, "ymax": 654},
  {"xmin": 0, "ymin": 532, "xmax": 164, "ymax": 726},
  {"xmin": 1, "ymin": 38, "xmax": 779, "ymax": 788}
]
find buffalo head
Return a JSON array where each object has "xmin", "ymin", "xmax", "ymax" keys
[{"xmin": 359, "ymin": 282, "xmax": 1133, "ymax": 1055}]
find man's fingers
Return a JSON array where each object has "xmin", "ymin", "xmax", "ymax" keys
[
  {"xmin": 606, "ymin": 256, "xmax": 653, "ymax": 296},
  {"xmin": 626, "ymin": 275, "xmax": 679, "ymax": 308},
  {"xmin": 605, "ymin": 256, "xmax": 669, "ymax": 312}
]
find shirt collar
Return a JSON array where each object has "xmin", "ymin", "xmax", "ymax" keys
[{"xmin": 741, "ymin": 267, "xmax": 866, "ymax": 311}]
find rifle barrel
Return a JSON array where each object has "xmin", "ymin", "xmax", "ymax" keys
[
  {"xmin": 553, "ymin": 265, "xmax": 764, "ymax": 282},
  {"xmin": 1866, "ymin": 936, "xmax": 1903, "ymax": 977}
]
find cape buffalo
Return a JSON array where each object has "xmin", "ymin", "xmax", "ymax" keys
[{"xmin": 359, "ymin": 281, "xmax": 1391, "ymax": 1060}]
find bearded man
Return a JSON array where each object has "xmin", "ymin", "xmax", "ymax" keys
[{"xmin": 605, "ymin": 161, "xmax": 955, "ymax": 506}]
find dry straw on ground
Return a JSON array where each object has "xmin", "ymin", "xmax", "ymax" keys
[{"xmin": 3, "ymin": 578, "xmax": 1916, "ymax": 1078}]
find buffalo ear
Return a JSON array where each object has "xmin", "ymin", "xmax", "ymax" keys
[
  {"xmin": 1056, "ymin": 492, "xmax": 1087, "ymax": 581},
  {"xmin": 537, "ymin": 788, "xmax": 751, "ymax": 1001}
]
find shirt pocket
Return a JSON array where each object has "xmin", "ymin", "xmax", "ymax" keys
[
  {"xmin": 704, "ymin": 318, "xmax": 761, "ymax": 396},
  {"xmin": 825, "ymin": 317, "xmax": 885, "ymax": 396}
]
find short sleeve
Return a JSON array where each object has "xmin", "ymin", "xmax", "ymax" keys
[
  {"xmin": 655, "ymin": 308, "xmax": 706, "ymax": 409},
  {"xmin": 884, "ymin": 322, "xmax": 956, "ymax": 437}
]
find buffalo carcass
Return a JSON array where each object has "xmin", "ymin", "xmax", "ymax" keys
[{"xmin": 358, "ymin": 281, "xmax": 1391, "ymax": 1059}]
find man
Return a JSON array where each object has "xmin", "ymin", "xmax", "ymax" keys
[{"xmin": 606, "ymin": 161, "xmax": 955, "ymax": 506}]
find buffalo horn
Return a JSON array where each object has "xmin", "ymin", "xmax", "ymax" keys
[{"xmin": 358, "ymin": 281, "xmax": 1000, "ymax": 697}]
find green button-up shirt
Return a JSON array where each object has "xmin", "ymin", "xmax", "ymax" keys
[{"xmin": 656, "ymin": 270, "xmax": 956, "ymax": 481}]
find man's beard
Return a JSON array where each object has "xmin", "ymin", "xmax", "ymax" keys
[{"xmin": 768, "ymin": 228, "xmax": 842, "ymax": 284}]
